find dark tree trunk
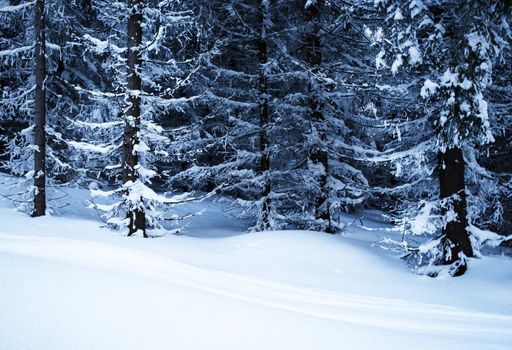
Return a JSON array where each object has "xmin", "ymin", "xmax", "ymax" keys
[
  {"xmin": 257, "ymin": 0, "xmax": 271, "ymax": 230},
  {"xmin": 439, "ymin": 147, "xmax": 474, "ymax": 269},
  {"xmin": 124, "ymin": 0, "xmax": 146, "ymax": 237},
  {"xmin": 33, "ymin": 0, "xmax": 46, "ymax": 217},
  {"xmin": 305, "ymin": 0, "xmax": 333, "ymax": 233},
  {"xmin": 81, "ymin": 0, "xmax": 92, "ymax": 12}
]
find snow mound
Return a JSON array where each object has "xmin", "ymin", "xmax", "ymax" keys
[{"xmin": 0, "ymin": 182, "xmax": 511, "ymax": 350}]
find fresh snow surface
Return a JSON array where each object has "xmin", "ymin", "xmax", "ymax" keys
[{"xmin": 0, "ymin": 176, "xmax": 511, "ymax": 350}]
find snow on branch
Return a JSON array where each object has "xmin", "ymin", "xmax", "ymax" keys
[
  {"xmin": 83, "ymin": 34, "xmax": 126, "ymax": 54},
  {"xmin": 468, "ymin": 225, "xmax": 512, "ymax": 248},
  {"xmin": 0, "ymin": 45, "xmax": 33, "ymax": 58},
  {"xmin": 65, "ymin": 117, "xmax": 124, "ymax": 130},
  {"xmin": 67, "ymin": 140, "xmax": 120, "ymax": 155},
  {"xmin": 0, "ymin": 1, "xmax": 34, "ymax": 12}
]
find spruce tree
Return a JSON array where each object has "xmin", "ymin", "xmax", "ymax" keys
[{"xmin": 375, "ymin": 0, "xmax": 512, "ymax": 275}]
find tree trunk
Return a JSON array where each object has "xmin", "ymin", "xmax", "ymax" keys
[
  {"xmin": 32, "ymin": 0, "xmax": 46, "ymax": 217},
  {"xmin": 439, "ymin": 147, "xmax": 474, "ymax": 266},
  {"xmin": 81, "ymin": 0, "xmax": 92, "ymax": 12},
  {"xmin": 257, "ymin": 0, "xmax": 271, "ymax": 231},
  {"xmin": 305, "ymin": 0, "xmax": 333, "ymax": 233},
  {"xmin": 124, "ymin": 0, "xmax": 146, "ymax": 237}
]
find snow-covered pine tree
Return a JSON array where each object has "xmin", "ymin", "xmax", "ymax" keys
[
  {"xmin": 374, "ymin": 0, "xmax": 512, "ymax": 276},
  {"xmin": 0, "ymin": 0, "xmax": 48, "ymax": 215},
  {"xmin": 170, "ymin": 0, "xmax": 282, "ymax": 230},
  {"xmin": 275, "ymin": 0, "xmax": 371, "ymax": 232},
  {"xmin": 67, "ymin": 0, "xmax": 206, "ymax": 236},
  {"xmin": 173, "ymin": 0, "xmax": 372, "ymax": 232},
  {"xmin": 484, "ymin": 26, "xmax": 512, "ymax": 236},
  {"xmin": 0, "ymin": 0, "xmax": 88, "ymax": 215}
]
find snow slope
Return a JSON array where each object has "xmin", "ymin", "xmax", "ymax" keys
[{"xmin": 0, "ymin": 177, "xmax": 511, "ymax": 350}]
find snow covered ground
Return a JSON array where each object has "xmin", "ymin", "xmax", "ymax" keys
[{"xmin": 0, "ymin": 176, "xmax": 511, "ymax": 350}]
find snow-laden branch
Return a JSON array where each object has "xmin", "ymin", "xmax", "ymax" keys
[
  {"xmin": 0, "ymin": 1, "xmax": 34, "ymax": 12},
  {"xmin": 0, "ymin": 45, "xmax": 33, "ymax": 57},
  {"xmin": 83, "ymin": 34, "xmax": 126, "ymax": 54},
  {"xmin": 344, "ymin": 140, "xmax": 434, "ymax": 163},
  {"xmin": 0, "ymin": 85, "xmax": 35, "ymax": 105},
  {"xmin": 65, "ymin": 117, "xmax": 124, "ymax": 130},
  {"xmin": 67, "ymin": 141, "xmax": 120, "ymax": 155}
]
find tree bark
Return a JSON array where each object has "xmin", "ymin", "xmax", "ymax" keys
[
  {"xmin": 305, "ymin": 0, "xmax": 333, "ymax": 233},
  {"xmin": 439, "ymin": 147, "xmax": 474, "ymax": 266},
  {"xmin": 81, "ymin": 0, "xmax": 92, "ymax": 12},
  {"xmin": 257, "ymin": 0, "xmax": 271, "ymax": 230},
  {"xmin": 33, "ymin": 0, "xmax": 46, "ymax": 217},
  {"xmin": 124, "ymin": 0, "xmax": 146, "ymax": 237}
]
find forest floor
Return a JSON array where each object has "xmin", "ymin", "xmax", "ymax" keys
[{"xmin": 0, "ymin": 174, "xmax": 511, "ymax": 350}]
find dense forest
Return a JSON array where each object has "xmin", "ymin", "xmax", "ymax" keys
[{"xmin": 1, "ymin": 0, "xmax": 511, "ymax": 277}]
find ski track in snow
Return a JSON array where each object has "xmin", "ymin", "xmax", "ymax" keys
[{"xmin": 1, "ymin": 232, "xmax": 511, "ymax": 338}]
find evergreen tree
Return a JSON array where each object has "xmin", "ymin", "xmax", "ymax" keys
[
  {"xmin": 175, "ymin": 0, "xmax": 371, "ymax": 232},
  {"xmin": 172, "ymin": 0, "xmax": 282, "ymax": 230},
  {"xmin": 67, "ymin": 0, "xmax": 206, "ymax": 236},
  {"xmin": 375, "ymin": 0, "xmax": 512, "ymax": 275},
  {"xmin": 0, "ymin": 0, "xmax": 86, "ymax": 215}
]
